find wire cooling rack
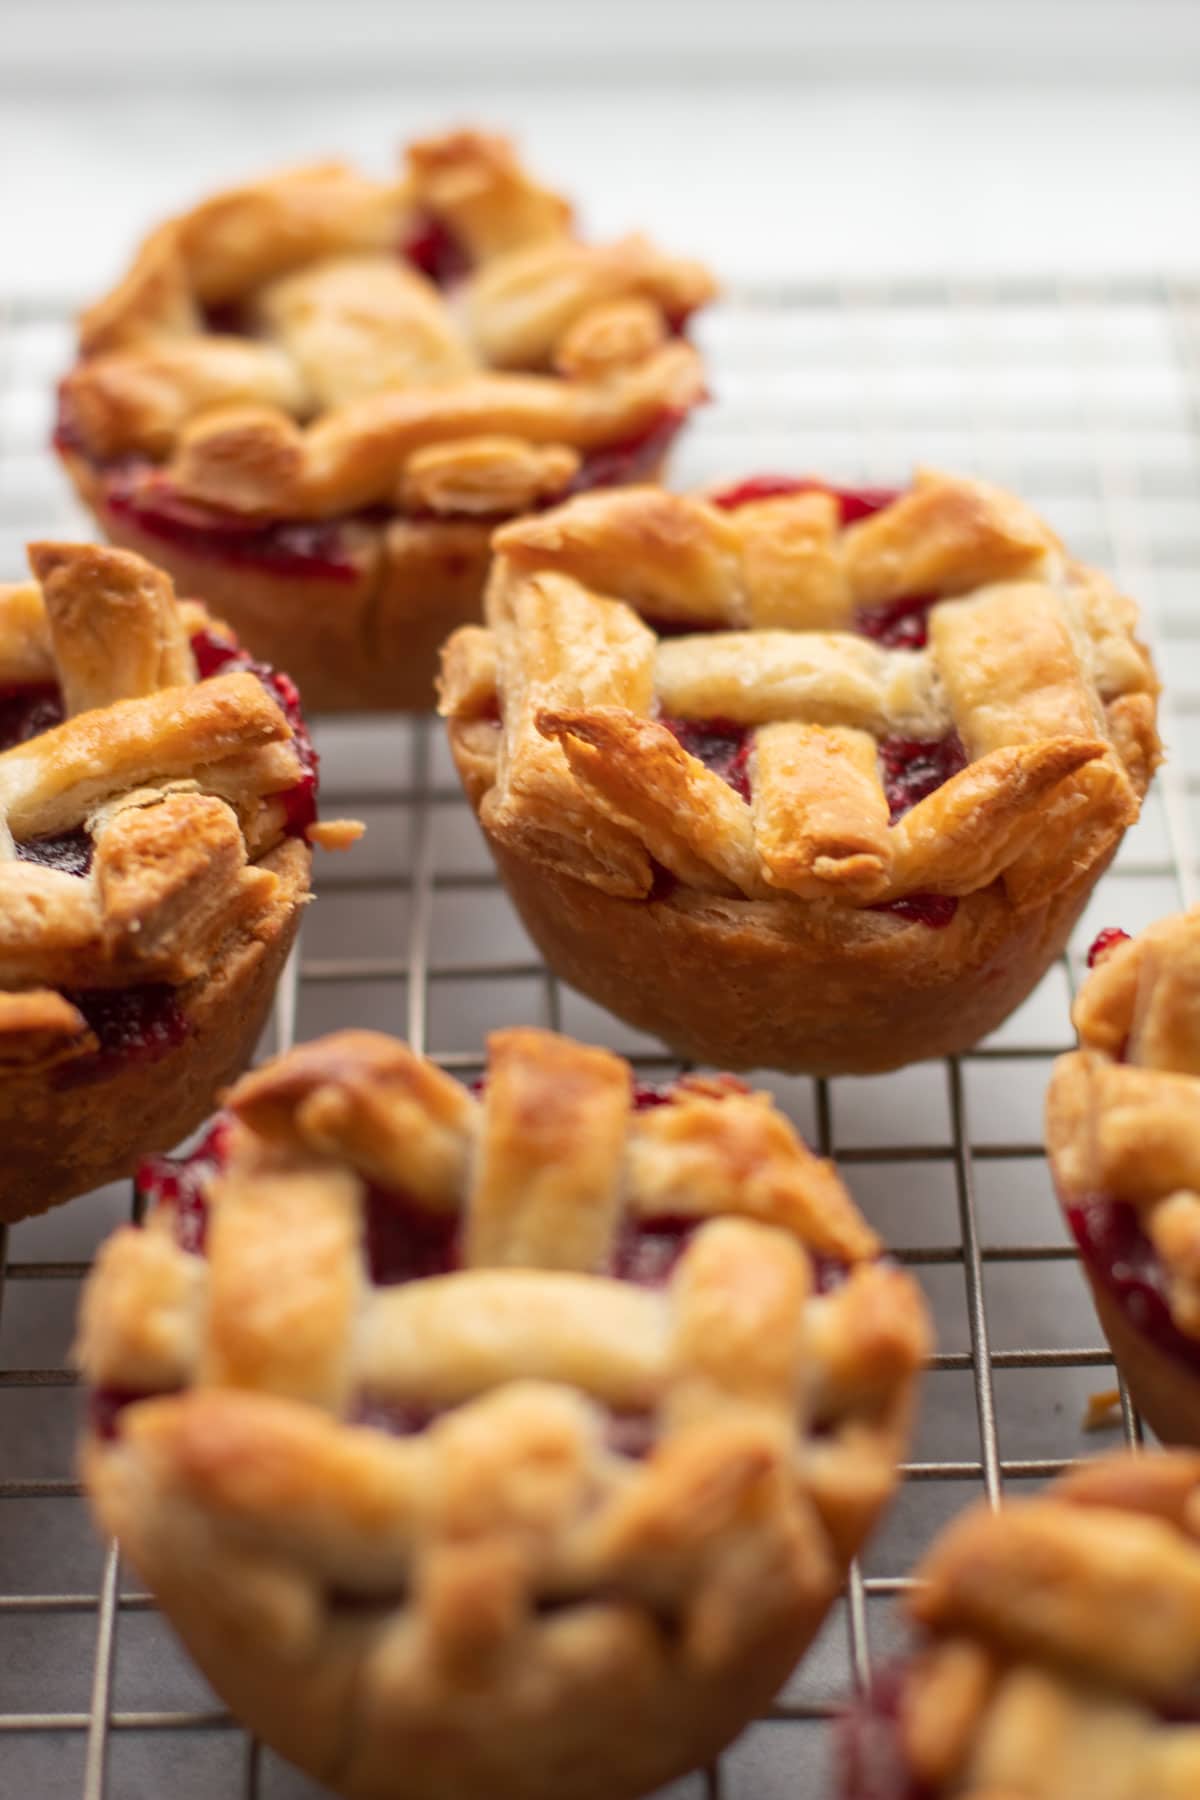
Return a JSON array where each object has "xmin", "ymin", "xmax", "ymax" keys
[{"xmin": 1, "ymin": 278, "xmax": 1199, "ymax": 1800}]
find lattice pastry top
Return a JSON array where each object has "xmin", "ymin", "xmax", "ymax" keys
[
  {"xmin": 440, "ymin": 470, "xmax": 1160, "ymax": 916},
  {"xmin": 79, "ymin": 1027, "xmax": 930, "ymax": 1677},
  {"xmin": 842, "ymin": 1453, "xmax": 1200, "ymax": 1800},
  {"xmin": 0, "ymin": 541, "xmax": 350, "ymax": 1069},
  {"xmin": 59, "ymin": 128, "xmax": 714, "ymax": 522},
  {"xmin": 1047, "ymin": 906, "xmax": 1200, "ymax": 1343}
]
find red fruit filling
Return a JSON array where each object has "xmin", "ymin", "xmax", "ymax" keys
[
  {"xmin": 190, "ymin": 626, "xmax": 318, "ymax": 837},
  {"xmin": 660, "ymin": 715, "xmax": 751, "ymax": 801},
  {"xmin": 103, "ymin": 469, "xmax": 363, "ymax": 583},
  {"xmin": 1066, "ymin": 1196, "xmax": 1200, "ymax": 1377},
  {"xmin": 16, "ymin": 826, "xmax": 92, "ymax": 877},
  {"xmin": 400, "ymin": 213, "xmax": 472, "ymax": 288},
  {"xmin": 365, "ymin": 1185, "xmax": 461, "ymax": 1286},
  {"xmin": 871, "ymin": 894, "xmax": 959, "ymax": 930},
  {"xmin": 57, "ymin": 985, "xmax": 189, "ymax": 1087},
  {"xmin": 711, "ymin": 476, "xmax": 901, "ymax": 524},
  {"xmin": 878, "ymin": 732, "xmax": 967, "ymax": 824},
  {"xmin": 0, "ymin": 682, "xmax": 65, "ymax": 746},
  {"xmin": 660, "ymin": 715, "xmax": 963, "ymax": 835},
  {"xmin": 1087, "ymin": 926, "xmax": 1131, "ymax": 968},
  {"xmin": 1, "ymin": 691, "xmax": 93, "ymax": 875},
  {"xmin": 89, "ymin": 1385, "xmax": 159, "ymax": 1443},
  {"xmin": 856, "ymin": 593, "xmax": 937, "ymax": 651},
  {"xmin": 199, "ymin": 299, "xmax": 252, "ymax": 337},
  {"xmin": 646, "ymin": 716, "xmax": 961, "ymax": 926},
  {"xmin": 836, "ymin": 1668, "xmax": 934, "ymax": 1800},
  {"xmin": 137, "ymin": 1117, "xmax": 232, "ymax": 1257},
  {"xmin": 631, "ymin": 1082, "xmax": 674, "ymax": 1111},
  {"xmin": 350, "ymin": 1397, "xmax": 440, "ymax": 1439}
]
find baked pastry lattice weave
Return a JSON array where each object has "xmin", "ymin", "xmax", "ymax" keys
[
  {"xmin": 79, "ymin": 1026, "xmax": 929, "ymax": 1800},
  {"xmin": 440, "ymin": 470, "xmax": 1160, "ymax": 1073},
  {"xmin": 57, "ymin": 128, "xmax": 715, "ymax": 710}
]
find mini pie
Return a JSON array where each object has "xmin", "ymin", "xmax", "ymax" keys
[
  {"xmin": 77, "ymin": 1026, "xmax": 930, "ymax": 1800},
  {"xmin": 837, "ymin": 1450, "xmax": 1200, "ymax": 1799},
  {"xmin": 0, "ymin": 539, "xmax": 354, "ymax": 1223},
  {"xmin": 1046, "ymin": 907, "xmax": 1200, "ymax": 1446},
  {"xmin": 56, "ymin": 128, "xmax": 715, "ymax": 712},
  {"xmin": 439, "ymin": 471, "xmax": 1160, "ymax": 1075}
]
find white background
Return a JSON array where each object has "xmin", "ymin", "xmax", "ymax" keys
[{"xmin": 3, "ymin": 0, "xmax": 1200, "ymax": 296}]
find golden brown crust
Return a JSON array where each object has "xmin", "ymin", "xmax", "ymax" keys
[
  {"xmin": 886, "ymin": 1453, "xmax": 1200, "ymax": 1798},
  {"xmin": 0, "ymin": 542, "xmax": 331, "ymax": 1219},
  {"xmin": 62, "ymin": 432, "xmax": 674, "ymax": 714},
  {"xmin": 79, "ymin": 1026, "xmax": 929, "ymax": 1800},
  {"xmin": 482, "ymin": 832, "xmax": 1110, "ymax": 1075},
  {"xmin": 1046, "ymin": 906, "xmax": 1200, "ymax": 1443},
  {"xmin": 60, "ymin": 129, "xmax": 714, "ymax": 711},
  {"xmin": 2, "ymin": 841, "xmax": 305, "ymax": 1223},
  {"xmin": 439, "ymin": 473, "xmax": 1157, "ymax": 1071}
]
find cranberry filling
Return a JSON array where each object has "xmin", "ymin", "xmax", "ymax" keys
[
  {"xmin": 605, "ymin": 1411, "xmax": 657, "ymax": 1459},
  {"xmin": 711, "ymin": 476, "xmax": 901, "ymax": 524},
  {"xmin": 400, "ymin": 213, "xmax": 472, "ymax": 288},
  {"xmin": 350, "ymin": 1396, "xmax": 440, "ymax": 1438},
  {"xmin": 364, "ymin": 1185, "xmax": 460, "ymax": 1286},
  {"xmin": 1087, "ymin": 926, "xmax": 1131, "ymax": 968},
  {"xmin": 660, "ymin": 715, "xmax": 751, "ymax": 801},
  {"xmin": 878, "ymin": 732, "xmax": 967, "ymax": 823},
  {"xmin": 2, "ymin": 696, "xmax": 94, "ymax": 880},
  {"xmin": 1066, "ymin": 1196, "xmax": 1200, "ymax": 1377},
  {"xmin": 190, "ymin": 626, "xmax": 318, "ymax": 836},
  {"xmin": 661, "ymin": 717, "xmax": 965, "ymax": 832},
  {"xmin": 103, "ymin": 470, "xmax": 363, "ymax": 583},
  {"xmin": 57, "ymin": 985, "xmax": 189, "ymax": 1087},
  {"xmin": 836, "ymin": 1667, "xmax": 935, "ymax": 1800},
  {"xmin": 89, "ymin": 1386, "xmax": 160, "ymax": 1444},
  {"xmin": 137, "ymin": 1118, "xmax": 232, "ymax": 1255},
  {"xmin": 856, "ymin": 593, "xmax": 937, "ymax": 651},
  {"xmin": 0, "ymin": 682, "xmax": 64, "ymax": 747},
  {"xmin": 632, "ymin": 1082, "xmax": 674, "ymax": 1111},
  {"xmin": 200, "ymin": 299, "xmax": 252, "ymax": 337},
  {"xmin": 16, "ymin": 826, "xmax": 92, "ymax": 876},
  {"xmin": 871, "ymin": 894, "xmax": 959, "ymax": 930}
]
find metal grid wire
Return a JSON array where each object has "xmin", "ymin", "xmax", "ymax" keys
[{"xmin": 1, "ymin": 277, "xmax": 1199, "ymax": 1800}]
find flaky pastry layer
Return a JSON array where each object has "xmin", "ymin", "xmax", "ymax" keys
[
  {"xmin": 79, "ymin": 1026, "xmax": 929, "ymax": 1800},
  {"xmin": 439, "ymin": 469, "xmax": 1159, "ymax": 1072},
  {"xmin": 860, "ymin": 1452, "xmax": 1200, "ymax": 1800}
]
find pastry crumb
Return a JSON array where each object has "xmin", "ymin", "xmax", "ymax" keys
[
  {"xmin": 307, "ymin": 818, "xmax": 366, "ymax": 851},
  {"xmin": 1083, "ymin": 1387, "xmax": 1123, "ymax": 1431}
]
